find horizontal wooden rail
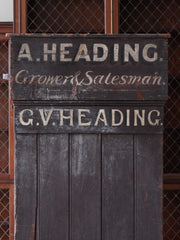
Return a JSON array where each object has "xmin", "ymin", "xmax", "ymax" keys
[
  {"xmin": 163, "ymin": 174, "xmax": 180, "ymax": 190},
  {"xmin": 164, "ymin": 184, "xmax": 180, "ymax": 190},
  {"xmin": 163, "ymin": 173, "xmax": 180, "ymax": 184}
]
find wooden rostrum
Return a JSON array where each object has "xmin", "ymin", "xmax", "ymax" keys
[{"xmin": 10, "ymin": 34, "xmax": 168, "ymax": 240}]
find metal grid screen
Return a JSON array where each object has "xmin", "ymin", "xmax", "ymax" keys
[
  {"xmin": 119, "ymin": 0, "xmax": 180, "ymax": 239},
  {"xmin": 0, "ymin": 189, "xmax": 9, "ymax": 240},
  {"xmin": 27, "ymin": 0, "xmax": 104, "ymax": 34},
  {"xmin": 0, "ymin": 40, "xmax": 9, "ymax": 174},
  {"xmin": 164, "ymin": 191, "xmax": 180, "ymax": 240},
  {"xmin": 119, "ymin": 0, "xmax": 180, "ymax": 174},
  {"xmin": 0, "ymin": 38, "xmax": 10, "ymax": 240}
]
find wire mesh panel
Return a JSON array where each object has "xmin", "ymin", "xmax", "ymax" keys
[
  {"xmin": 164, "ymin": 128, "xmax": 180, "ymax": 173},
  {"xmin": 27, "ymin": 0, "xmax": 104, "ymax": 33},
  {"xmin": 0, "ymin": 40, "xmax": 8, "ymax": 78},
  {"xmin": 119, "ymin": 0, "xmax": 180, "ymax": 174},
  {"xmin": 0, "ymin": 130, "xmax": 8, "ymax": 174},
  {"xmin": 163, "ymin": 190, "xmax": 180, "ymax": 240},
  {"xmin": 0, "ymin": 39, "xmax": 9, "ymax": 238},
  {"xmin": 0, "ymin": 40, "xmax": 9, "ymax": 174},
  {"xmin": 119, "ymin": 1, "xmax": 180, "ymax": 239},
  {"xmin": 0, "ymin": 189, "xmax": 9, "ymax": 240}
]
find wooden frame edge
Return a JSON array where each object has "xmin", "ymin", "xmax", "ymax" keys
[
  {"xmin": 14, "ymin": 0, "xmax": 27, "ymax": 33},
  {"xmin": 105, "ymin": 0, "xmax": 119, "ymax": 34},
  {"xmin": 9, "ymin": 99, "xmax": 15, "ymax": 180},
  {"xmin": 0, "ymin": 23, "xmax": 13, "ymax": 34},
  {"xmin": 8, "ymin": 38, "xmax": 15, "ymax": 240},
  {"xmin": 112, "ymin": 0, "xmax": 119, "ymax": 34},
  {"xmin": 105, "ymin": 0, "xmax": 112, "ymax": 34},
  {"xmin": 164, "ymin": 184, "xmax": 180, "ymax": 190},
  {"xmin": 20, "ymin": 0, "xmax": 27, "ymax": 33},
  {"xmin": 163, "ymin": 173, "xmax": 180, "ymax": 184},
  {"xmin": 0, "ymin": 35, "xmax": 10, "ymax": 40}
]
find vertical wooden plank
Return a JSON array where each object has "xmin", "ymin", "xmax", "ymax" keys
[
  {"xmin": 135, "ymin": 134, "xmax": 163, "ymax": 240},
  {"xmin": 71, "ymin": 134, "xmax": 101, "ymax": 240},
  {"xmin": 15, "ymin": 134, "xmax": 37, "ymax": 240},
  {"xmin": 112, "ymin": 0, "xmax": 119, "ymax": 33},
  {"xmin": 105, "ymin": 0, "xmax": 112, "ymax": 33},
  {"xmin": 13, "ymin": 0, "xmax": 27, "ymax": 33},
  {"xmin": 20, "ymin": 0, "xmax": 27, "ymax": 33},
  {"xmin": 39, "ymin": 134, "xmax": 69, "ymax": 240},
  {"xmin": 9, "ymin": 99, "xmax": 14, "ymax": 180},
  {"xmin": 102, "ymin": 135, "xmax": 134, "ymax": 240},
  {"xmin": 13, "ymin": 0, "xmax": 20, "ymax": 33}
]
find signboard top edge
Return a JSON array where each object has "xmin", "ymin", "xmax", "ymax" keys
[{"xmin": 9, "ymin": 33, "xmax": 171, "ymax": 40}]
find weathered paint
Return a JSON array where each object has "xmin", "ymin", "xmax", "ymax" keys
[
  {"xmin": 10, "ymin": 34, "xmax": 168, "ymax": 240},
  {"xmin": 10, "ymin": 34, "xmax": 168, "ymax": 101},
  {"xmin": 15, "ymin": 105, "xmax": 164, "ymax": 134}
]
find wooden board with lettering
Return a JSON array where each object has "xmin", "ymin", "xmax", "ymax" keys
[
  {"xmin": 10, "ymin": 34, "xmax": 168, "ymax": 101},
  {"xmin": 11, "ymin": 34, "xmax": 168, "ymax": 240},
  {"xmin": 15, "ymin": 104, "xmax": 164, "ymax": 134}
]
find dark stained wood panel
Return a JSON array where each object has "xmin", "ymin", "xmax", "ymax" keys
[
  {"xmin": 10, "ymin": 35, "xmax": 168, "ymax": 101},
  {"xmin": 39, "ymin": 134, "xmax": 69, "ymax": 240},
  {"xmin": 102, "ymin": 135, "xmax": 134, "ymax": 240},
  {"xmin": 15, "ymin": 105, "xmax": 164, "ymax": 134},
  {"xmin": 135, "ymin": 134, "xmax": 163, "ymax": 240},
  {"xmin": 12, "ymin": 34, "xmax": 168, "ymax": 240},
  {"xmin": 15, "ymin": 134, "xmax": 37, "ymax": 240},
  {"xmin": 71, "ymin": 134, "xmax": 101, "ymax": 240}
]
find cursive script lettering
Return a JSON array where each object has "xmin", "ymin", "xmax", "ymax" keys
[{"xmin": 15, "ymin": 69, "xmax": 163, "ymax": 86}]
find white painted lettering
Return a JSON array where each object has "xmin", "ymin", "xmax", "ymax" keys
[
  {"xmin": 114, "ymin": 44, "xmax": 119, "ymax": 62},
  {"xmin": 85, "ymin": 71, "xmax": 93, "ymax": 85},
  {"xmin": 15, "ymin": 69, "xmax": 28, "ymax": 84},
  {"xmin": 124, "ymin": 44, "xmax": 139, "ymax": 62},
  {"xmin": 134, "ymin": 110, "xmax": 145, "ymax": 126},
  {"xmin": 39, "ymin": 109, "xmax": 53, "ymax": 126},
  {"xmin": 44, "ymin": 43, "xmax": 56, "ymax": 61},
  {"xmin": 78, "ymin": 109, "xmax": 91, "ymax": 126},
  {"xmin": 93, "ymin": 43, "xmax": 108, "ymax": 62},
  {"xmin": 111, "ymin": 75, "xmax": 119, "ymax": 85},
  {"xmin": 142, "ymin": 76, "xmax": 151, "ymax": 85},
  {"xmin": 152, "ymin": 75, "xmax": 162, "ymax": 85},
  {"xmin": 94, "ymin": 75, "xmax": 104, "ymax": 85},
  {"xmin": 128, "ymin": 76, "xmax": 141, "ymax": 84},
  {"xmin": 119, "ymin": 75, "xmax": 127, "ymax": 85},
  {"xmin": 60, "ymin": 109, "xmax": 73, "ymax": 126},
  {"xmin": 18, "ymin": 43, "xmax": 33, "ymax": 61},
  {"xmin": 143, "ymin": 44, "xmax": 158, "ymax": 62},
  {"xmin": 94, "ymin": 109, "xmax": 108, "ymax": 126},
  {"xmin": 148, "ymin": 110, "xmax": 161, "ymax": 126},
  {"xmin": 112, "ymin": 109, "xmax": 124, "ymax": 126},
  {"xmin": 126, "ymin": 109, "xmax": 130, "ymax": 126},
  {"xmin": 29, "ymin": 74, "xmax": 40, "ymax": 84},
  {"xmin": 104, "ymin": 73, "xmax": 112, "ymax": 85},
  {"xmin": 74, "ymin": 44, "xmax": 91, "ymax": 62},
  {"xmin": 60, "ymin": 43, "xmax": 72, "ymax": 62},
  {"xmin": 19, "ymin": 109, "xmax": 33, "ymax": 126},
  {"xmin": 38, "ymin": 75, "xmax": 47, "ymax": 85}
]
